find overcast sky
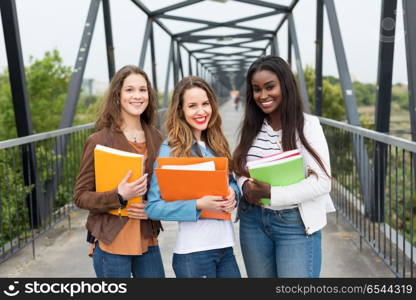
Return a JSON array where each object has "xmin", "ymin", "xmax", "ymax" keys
[{"xmin": 0, "ymin": 0, "xmax": 409, "ymax": 92}]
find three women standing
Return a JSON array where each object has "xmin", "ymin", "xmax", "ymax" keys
[{"xmin": 74, "ymin": 55, "xmax": 333, "ymax": 279}]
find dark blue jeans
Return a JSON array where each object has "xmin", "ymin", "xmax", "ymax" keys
[
  {"xmin": 239, "ymin": 205, "xmax": 321, "ymax": 278},
  {"xmin": 93, "ymin": 242, "xmax": 165, "ymax": 278},
  {"xmin": 172, "ymin": 247, "xmax": 241, "ymax": 278}
]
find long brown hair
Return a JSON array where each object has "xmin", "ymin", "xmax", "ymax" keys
[
  {"xmin": 95, "ymin": 65, "xmax": 159, "ymax": 173},
  {"xmin": 232, "ymin": 56, "xmax": 329, "ymax": 177},
  {"xmin": 166, "ymin": 76, "xmax": 231, "ymax": 162},
  {"xmin": 96, "ymin": 65, "xmax": 157, "ymax": 130}
]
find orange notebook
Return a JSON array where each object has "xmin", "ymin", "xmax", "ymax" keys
[
  {"xmin": 94, "ymin": 144, "xmax": 144, "ymax": 216},
  {"xmin": 155, "ymin": 157, "xmax": 231, "ymax": 220}
]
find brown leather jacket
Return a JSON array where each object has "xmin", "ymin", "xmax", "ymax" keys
[{"xmin": 74, "ymin": 121, "xmax": 163, "ymax": 244}]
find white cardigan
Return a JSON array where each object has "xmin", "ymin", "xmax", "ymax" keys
[{"xmin": 237, "ymin": 113, "xmax": 335, "ymax": 235}]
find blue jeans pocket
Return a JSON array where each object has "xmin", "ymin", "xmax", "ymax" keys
[
  {"xmin": 274, "ymin": 208, "xmax": 303, "ymax": 225},
  {"xmin": 240, "ymin": 196, "xmax": 250, "ymax": 211},
  {"xmin": 237, "ymin": 196, "xmax": 253, "ymax": 221}
]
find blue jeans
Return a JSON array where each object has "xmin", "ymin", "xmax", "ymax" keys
[
  {"xmin": 93, "ymin": 242, "xmax": 165, "ymax": 278},
  {"xmin": 239, "ymin": 205, "xmax": 321, "ymax": 278},
  {"xmin": 172, "ymin": 247, "xmax": 241, "ymax": 278}
]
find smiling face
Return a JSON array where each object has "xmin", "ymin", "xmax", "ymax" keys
[
  {"xmin": 251, "ymin": 69, "xmax": 282, "ymax": 116},
  {"xmin": 119, "ymin": 73, "xmax": 149, "ymax": 118},
  {"xmin": 182, "ymin": 87, "xmax": 212, "ymax": 140}
]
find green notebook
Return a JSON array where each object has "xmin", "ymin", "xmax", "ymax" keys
[{"xmin": 248, "ymin": 154, "xmax": 304, "ymax": 205}]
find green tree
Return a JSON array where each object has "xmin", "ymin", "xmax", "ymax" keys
[
  {"xmin": 392, "ymin": 83, "xmax": 409, "ymax": 110},
  {"xmin": 26, "ymin": 50, "xmax": 72, "ymax": 133},
  {"xmin": 304, "ymin": 66, "xmax": 345, "ymax": 120},
  {"xmin": 0, "ymin": 50, "xmax": 72, "ymax": 141},
  {"xmin": 353, "ymin": 81, "xmax": 376, "ymax": 106},
  {"xmin": 74, "ymin": 93, "xmax": 101, "ymax": 125},
  {"xmin": 0, "ymin": 50, "xmax": 97, "ymax": 249},
  {"xmin": 0, "ymin": 70, "xmax": 16, "ymax": 139}
]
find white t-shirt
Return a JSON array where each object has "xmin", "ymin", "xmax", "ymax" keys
[
  {"xmin": 174, "ymin": 218, "xmax": 235, "ymax": 254},
  {"xmin": 173, "ymin": 141, "xmax": 235, "ymax": 254}
]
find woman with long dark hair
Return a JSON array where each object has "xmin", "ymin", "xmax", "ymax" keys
[
  {"xmin": 233, "ymin": 55, "xmax": 335, "ymax": 278},
  {"xmin": 146, "ymin": 76, "xmax": 241, "ymax": 278},
  {"xmin": 74, "ymin": 65, "xmax": 165, "ymax": 278}
]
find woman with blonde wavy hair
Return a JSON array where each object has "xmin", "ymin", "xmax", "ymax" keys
[{"xmin": 146, "ymin": 76, "xmax": 241, "ymax": 278}]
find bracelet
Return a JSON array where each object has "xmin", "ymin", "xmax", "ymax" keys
[{"xmin": 117, "ymin": 193, "xmax": 128, "ymax": 207}]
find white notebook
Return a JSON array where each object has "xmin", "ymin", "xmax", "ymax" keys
[{"xmin": 160, "ymin": 161, "xmax": 216, "ymax": 171}]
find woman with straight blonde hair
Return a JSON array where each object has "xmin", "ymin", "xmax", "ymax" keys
[
  {"xmin": 146, "ymin": 76, "xmax": 241, "ymax": 278},
  {"xmin": 74, "ymin": 65, "xmax": 165, "ymax": 278}
]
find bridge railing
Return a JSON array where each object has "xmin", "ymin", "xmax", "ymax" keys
[
  {"xmin": 0, "ymin": 109, "xmax": 171, "ymax": 264},
  {"xmin": 320, "ymin": 117, "xmax": 416, "ymax": 278},
  {"xmin": 0, "ymin": 123, "xmax": 95, "ymax": 263}
]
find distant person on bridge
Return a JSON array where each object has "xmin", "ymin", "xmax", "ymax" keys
[
  {"xmin": 234, "ymin": 96, "xmax": 241, "ymax": 111},
  {"xmin": 74, "ymin": 65, "xmax": 165, "ymax": 278},
  {"xmin": 232, "ymin": 56, "xmax": 335, "ymax": 278},
  {"xmin": 146, "ymin": 76, "xmax": 241, "ymax": 278}
]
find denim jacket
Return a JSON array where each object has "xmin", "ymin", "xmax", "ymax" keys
[{"xmin": 145, "ymin": 140, "xmax": 240, "ymax": 221}]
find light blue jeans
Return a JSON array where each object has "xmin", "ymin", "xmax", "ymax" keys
[
  {"xmin": 239, "ymin": 204, "xmax": 321, "ymax": 278},
  {"xmin": 172, "ymin": 247, "xmax": 241, "ymax": 278},
  {"xmin": 93, "ymin": 242, "xmax": 165, "ymax": 278}
]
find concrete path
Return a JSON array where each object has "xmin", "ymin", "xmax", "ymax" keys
[{"xmin": 0, "ymin": 100, "xmax": 394, "ymax": 278}]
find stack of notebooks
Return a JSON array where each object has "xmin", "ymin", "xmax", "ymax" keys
[
  {"xmin": 155, "ymin": 157, "xmax": 230, "ymax": 220},
  {"xmin": 94, "ymin": 144, "xmax": 231, "ymax": 220},
  {"xmin": 247, "ymin": 149, "xmax": 305, "ymax": 206}
]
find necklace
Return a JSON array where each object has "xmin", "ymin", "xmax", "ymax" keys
[{"xmin": 124, "ymin": 130, "xmax": 145, "ymax": 143}]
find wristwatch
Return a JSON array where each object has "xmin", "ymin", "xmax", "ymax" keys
[{"xmin": 117, "ymin": 193, "xmax": 127, "ymax": 207}]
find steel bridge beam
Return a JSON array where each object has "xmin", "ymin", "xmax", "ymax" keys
[
  {"xmin": 403, "ymin": 0, "xmax": 416, "ymax": 141},
  {"xmin": 139, "ymin": 18, "xmax": 152, "ymax": 69},
  {"xmin": 314, "ymin": 0, "xmax": 324, "ymax": 116},
  {"xmin": 60, "ymin": 0, "xmax": 100, "ymax": 129},
  {"xmin": 0, "ymin": 0, "xmax": 43, "ymax": 227},
  {"xmin": 174, "ymin": 11, "xmax": 282, "ymax": 37},
  {"xmin": 164, "ymin": 39, "xmax": 174, "ymax": 108},
  {"xmin": 373, "ymin": 0, "xmax": 398, "ymax": 222},
  {"xmin": 102, "ymin": 0, "xmax": 115, "ymax": 80},
  {"xmin": 149, "ymin": 21, "xmax": 158, "ymax": 94},
  {"xmin": 324, "ymin": 0, "xmax": 373, "ymax": 217},
  {"xmin": 151, "ymin": 0, "xmax": 205, "ymax": 17},
  {"xmin": 234, "ymin": 0, "xmax": 289, "ymax": 12},
  {"xmin": 158, "ymin": 14, "xmax": 273, "ymax": 35},
  {"xmin": 288, "ymin": 14, "xmax": 310, "ymax": 112}
]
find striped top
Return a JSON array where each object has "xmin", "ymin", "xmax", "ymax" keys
[
  {"xmin": 247, "ymin": 119, "xmax": 282, "ymax": 159},
  {"xmin": 237, "ymin": 119, "xmax": 297, "ymax": 210}
]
